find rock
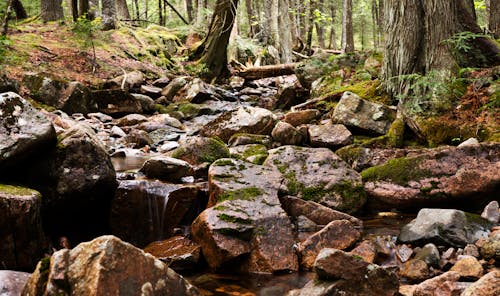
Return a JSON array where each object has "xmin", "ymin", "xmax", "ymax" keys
[
  {"xmin": 146, "ymin": 114, "xmax": 183, "ymax": 129},
  {"xmin": 296, "ymin": 215, "xmax": 319, "ymax": 232},
  {"xmin": 398, "ymin": 208, "xmax": 492, "ymax": 248},
  {"xmin": 143, "ymin": 236, "xmax": 201, "ymax": 270},
  {"xmin": 22, "ymin": 235, "xmax": 200, "ymax": 296},
  {"xmin": 0, "ymin": 92, "xmax": 56, "ymax": 171},
  {"xmin": 139, "ymin": 156, "xmax": 191, "ymax": 182},
  {"xmin": 105, "ymin": 70, "xmax": 145, "ymax": 90},
  {"xmin": 152, "ymin": 77, "xmax": 171, "ymax": 88},
  {"xmin": 125, "ymin": 129, "xmax": 152, "ymax": 148},
  {"xmin": 295, "ymin": 55, "xmax": 328, "ymax": 89},
  {"xmin": 481, "ymin": 201, "xmax": 499, "ymax": 223},
  {"xmin": 397, "ymin": 244, "xmax": 414, "ymax": 263},
  {"xmin": 170, "ymin": 136, "xmax": 230, "ymax": 166},
  {"xmin": 284, "ymin": 109, "xmax": 321, "ymax": 127},
  {"xmin": 480, "ymin": 237, "xmax": 500, "ymax": 260},
  {"xmin": 414, "ymin": 243, "xmax": 440, "ymax": 267},
  {"xmin": 298, "ymin": 220, "xmax": 360, "ymax": 269},
  {"xmin": 264, "ymin": 146, "xmax": 366, "ymax": 213},
  {"xmin": 0, "ymin": 185, "xmax": 46, "ymax": 271},
  {"xmin": 350, "ymin": 240, "xmax": 377, "ymax": 263},
  {"xmin": 110, "ymin": 180, "xmax": 200, "ymax": 247},
  {"xmin": 229, "ymin": 144, "xmax": 268, "ymax": 164},
  {"xmin": 92, "ymin": 89, "xmax": 143, "ymax": 116},
  {"xmin": 461, "ymin": 270, "xmax": 500, "ymax": 296},
  {"xmin": 0, "ymin": 270, "xmax": 31, "ymax": 295},
  {"xmin": 400, "ymin": 259, "xmax": 430, "ymax": 282},
  {"xmin": 192, "ymin": 158, "xmax": 298, "ymax": 273},
  {"xmin": 337, "ymin": 146, "xmax": 416, "ymax": 172},
  {"xmin": 308, "ymin": 123, "xmax": 353, "ymax": 149},
  {"xmin": 161, "ymin": 76, "xmax": 190, "ymax": 101},
  {"xmin": 275, "ymin": 83, "xmax": 304, "ymax": 110},
  {"xmin": 228, "ymin": 133, "xmax": 273, "ymax": 147},
  {"xmin": 463, "ymin": 244, "xmax": 480, "ymax": 258},
  {"xmin": 110, "ymin": 125, "xmax": 127, "ymax": 137},
  {"xmin": 0, "ymin": 74, "xmax": 20, "ymax": 93},
  {"xmin": 332, "ymin": 92, "xmax": 394, "ymax": 135},
  {"xmin": 362, "ymin": 143, "xmax": 500, "ymax": 210},
  {"xmin": 412, "ymin": 271, "xmax": 461, "ymax": 296},
  {"xmin": 115, "ymin": 113, "xmax": 148, "ymax": 126},
  {"xmin": 141, "ymin": 85, "xmax": 163, "ymax": 98},
  {"xmin": 23, "ymin": 74, "xmax": 96, "ymax": 114},
  {"xmin": 449, "ymin": 256, "xmax": 483, "ymax": 279},
  {"xmin": 271, "ymin": 121, "xmax": 305, "ymax": 145},
  {"xmin": 315, "ymin": 248, "xmax": 371, "ymax": 280},
  {"xmin": 458, "ymin": 137, "xmax": 479, "ymax": 148},
  {"xmin": 174, "ymin": 78, "xmax": 219, "ymax": 103},
  {"xmin": 131, "ymin": 93, "xmax": 156, "ymax": 113},
  {"xmin": 200, "ymin": 106, "xmax": 277, "ymax": 142},
  {"xmin": 278, "ymin": 195, "xmax": 362, "ymax": 227}
]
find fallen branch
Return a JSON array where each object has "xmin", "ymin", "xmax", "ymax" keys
[{"xmin": 236, "ymin": 63, "xmax": 297, "ymax": 80}]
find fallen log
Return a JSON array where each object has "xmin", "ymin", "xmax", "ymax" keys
[{"xmin": 236, "ymin": 63, "xmax": 297, "ymax": 80}]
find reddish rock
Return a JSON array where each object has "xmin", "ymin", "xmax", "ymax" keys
[
  {"xmin": 284, "ymin": 109, "xmax": 321, "ymax": 127},
  {"xmin": 350, "ymin": 240, "xmax": 377, "ymax": 263},
  {"xmin": 308, "ymin": 123, "xmax": 353, "ymax": 149},
  {"xmin": 461, "ymin": 270, "xmax": 500, "ymax": 296},
  {"xmin": 0, "ymin": 270, "xmax": 31, "ymax": 295},
  {"xmin": 22, "ymin": 235, "xmax": 200, "ymax": 296},
  {"xmin": 271, "ymin": 121, "xmax": 305, "ymax": 146},
  {"xmin": 400, "ymin": 259, "xmax": 430, "ymax": 282},
  {"xmin": 413, "ymin": 271, "xmax": 461, "ymax": 296},
  {"xmin": 298, "ymin": 220, "xmax": 360, "ymax": 269},
  {"xmin": 314, "ymin": 248, "xmax": 372, "ymax": 280},
  {"xmin": 450, "ymin": 256, "xmax": 483, "ymax": 279},
  {"xmin": 144, "ymin": 236, "xmax": 201, "ymax": 270}
]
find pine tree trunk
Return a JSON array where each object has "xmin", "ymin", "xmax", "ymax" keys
[
  {"xmin": 2, "ymin": 0, "xmax": 13, "ymax": 36},
  {"xmin": 489, "ymin": 0, "xmax": 500, "ymax": 38},
  {"xmin": 193, "ymin": 0, "xmax": 239, "ymax": 81},
  {"xmin": 371, "ymin": 0, "xmax": 379, "ymax": 49},
  {"xmin": 315, "ymin": 0, "xmax": 325, "ymax": 48},
  {"xmin": 86, "ymin": 0, "xmax": 98, "ymax": 20},
  {"xmin": 102, "ymin": 0, "xmax": 117, "ymax": 30},
  {"xmin": 116, "ymin": 0, "xmax": 131, "ymax": 21},
  {"xmin": 245, "ymin": 0, "xmax": 256, "ymax": 37},
  {"xmin": 41, "ymin": 0, "xmax": 64, "ymax": 22},
  {"xmin": 12, "ymin": 0, "xmax": 28, "ymax": 19},
  {"xmin": 341, "ymin": 0, "xmax": 354, "ymax": 53},
  {"xmin": 328, "ymin": 2, "xmax": 337, "ymax": 49},
  {"xmin": 185, "ymin": 0, "xmax": 194, "ymax": 23},
  {"xmin": 279, "ymin": 0, "xmax": 292, "ymax": 62}
]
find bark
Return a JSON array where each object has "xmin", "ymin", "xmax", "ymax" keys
[
  {"xmin": 158, "ymin": 0, "xmax": 163, "ymax": 24},
  {"xmin": 278, "ymin": 0, "xmax": 293, "ymax": 63},
  {"xmin": 134, "ymin": 0, "xmax": 140, "ymax": 20},
  {"xmin": 86, "ymin": 0, "xmax": 98, "ymax": 19},
  {"xmin": 328, "ymin": 2, "xmax": 337, "ymax": 49},
  {"xmin": 305, "ymin": 0, "xmax": 314, "ymax": 54},
  {"xmin": 237, "ymin": 63, "xmax": 296, "ymax": 80},
  {"xmin": 245, "ymin": 0, "xmax": 257, "ymax": 37},
  {"xmin": 2, "ymin": 0, "xmax": 13, "ymax": 36},
  {"xmin": 41, "ymin": 0, "xmax": 64, "ymax": 22},
  {"xmin": 489, "ymin": 0, "xmax": 500, "ymax": 38},
  {"xmin": 371, "ymin": 0, "xmax": 379, "ymax": 49},
  {"xmin": 71, "ymin": 0, "xmax": 78, "ymax": 21},
  {"xmin": 192, "ymin": 0, "xmax": 239, "ymax": 81},
  {"xmin": 341, "ymin": 0, "xmax": 354, "ymax": 53},
  {"xmin": 102, "ymin": 0, "xmax": 117, "ymax": 30},
  {"xmin": 185, "ymin": 0, "xmax": 193, "ymax": 22},
  {"xmin": 315, "ymin": 0, "xmax": 325, "ymax": 48},
  {"xmin": 297, "ymin": 0, "xmax": 306, "ymax": 39},
  {"xmin": 116, "ymin": 0, "xmax": 131, "ymax": 20},
  {"xmin": 12, "ymin": 0, "xmax": 28, "ymax": 19}
]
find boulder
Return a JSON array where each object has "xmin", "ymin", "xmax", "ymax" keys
[
  {"xmin": 105, "ymin": 70, "xmax": 145, "ymax": 90},
  {"xmin": 131, "ymin": 93, "xmax": 155, "ymax": 113},
  {"xmin": 361, "ymin": 143, "xmax": 500, "ymax": 210},
  {"xmin": 115, "ymin": 113, "xmax": 148, "ymax": 127},
  {"xmin": 284, "ymin": 109, "xmax": 321, "ymax": 127},
  {"xmin": 264, "ymin": 146, "xmax": 366, "ymax": 213},
  {"xmin": 0, "ymin": 270, "xmax": 31, "ymax": 296},
  {"xmin": 298, "ymin": 220, "xmax": 360, "ymax": 269},
  {"xmin": 92, "ymin": 89, "xmax": 143, "ymax": 116},
  {"xmin": 141, "ymin": 85, "xmax": 163, "ymax": 98},
  {"xmin": 308, "ymin": 123, "xmax": 353, "ymax": 149},
  {"xmin": 400, "ymin": 259, "xmax": 430, "ymax": 282},
  {"xmin": 144, "ymin": 236, "xmax": 201, "ymax": 270},
  {"xmin": 22, "ymin": 235, "xmax": 200, "ymax": 296},
  {"xmin": 139, "ymin": 156, "xmax": 191, "ymax": 182},
  {"xmin": 449, "ymin": 256, "xmax": 483, "ymax": 279},
  {"xmin": 350, "ymin": 240, "xmax": 377, "ymax": 263},
  {"xmin": 0, "ymin": 185, "xmax": 46, "ymax": 271},
  {"xmin": 480, "ymin": 236, "xmax": 500, "ymax": 260},
  {"xmin": 200, "ymin": 106, "xmax": 277, "ymax": 142},
  {"xmin": 271, "ymin": 121, "xmax": 306, "ymax": 146},
  {"xmin": 461, "ymin": 270, "xmax": 500, "ymax": 296},
  {"xmin": 23, "ymin": 74, "xmax": 96, "ymax": 114},
  {"xmin": 229, "ymin": 144, "xmax": 268, "ymax": 164},
  {"xmin": 192, "ymin": 159, "xmax": 298, "ymax": 273},
  {"xmin": 0, "ymin": 92, "xmax": 56, "ymax": 171},
  {"xmin": 174, "ymin": 78, "xmax": 220, "ymax": 103},
  {"xmin": 125, "ymin": 129, "xmax": 152, "ymax": 148},
  {"xmin": 414, "ymin": 243, "xmax": 440, "ymax": 267},
  {"xmin": 111, "ymin": 180, "xmax": 200, "ymax": 247},
  {"xmin": 481, "ymin": 200, "xmax": 499, "ymax": 223},
  {"xmin": 412, "ymin": 271, "xmax": 461, "ymax": 296},
  {"xmin": 170, "ymin": 136, "xmax": 230, "ymax": 166},
  {"xmin": 398, "ymin": 208, "xmax": 492, "ymax": 248},
  {"xmin": 0, "ymin": 74, "xmax": 20, "ymax": 93},
  {"xmin": 336, "ymin": 146, "xmax": 416, "ymax": 172},
  {"xmin": 332, "ymin": 92, "xmax": 394, "ymax": 135},
  {"xmin": 161, "ymin": 76, "xmax": 191, "ymax": 101},
  {"xmin": 228, "ymin": 133, "xmax": 273, "ymax": 147}
]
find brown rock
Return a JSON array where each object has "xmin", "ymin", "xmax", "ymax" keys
[
  {"xmin": 400, "ymin": 259, "xmax": 430, "ymax": 282},
  {"xmin": 115, "ymin": 113, "xmax": 148, "ymax": 126},
  {"xmin": 298, "ymin": 220, "xmax": 360, "ymax": 269},
  {"xmin": 461, "ymin": 270, "xmax": 500, "ymax": 296},
  {"xmin": 22, "ymin": 235, "xmax": 200, "ymax": 296},
  {"xmin": 284, "ymin": 109, "xmax": 321, "ymax": 127},
  {"xmin": 314, "ymin": 248, "xmax": 371, "ymax": 280},
  {"xmin": 271, "ymin": 121, "xmax": 305, "ymax": 145},
  {"xmin": 350, "ymin": 240, "xmax": 377, "ymax": 263},
  {"xmin": 170, "ymin": 136, "xmax": 230, "ymax": 166},
  {"xmin": 139, "ymin": 156, "xmax": 191, "ymax": 182},
  {"xmin": 450, "ymin": 256, "xmax": 483, "ymax": 279},
  {"xmin": 308, "ymin": 123, "xmax": 353, "ymax": 149},
  {"xmin": 144, "ymin": 236, "xmax": 201, "ymax": 270},
  {"xmin": 413, "ymin": 271, "xmax": 461, "ymax": 296}
]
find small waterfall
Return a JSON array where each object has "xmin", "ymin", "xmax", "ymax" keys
[{"xmin": 144, "ymin": 182, "xmax": 171, "ymax": 241}]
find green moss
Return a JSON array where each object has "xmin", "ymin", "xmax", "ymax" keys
[
  {"xmin": 336, "ymin": 146, "xmax": 363, "ymax": 165},
  {"xmin": 242, "ymin": 144, "xmax": 268, "ymax": 159},
  {"xmin": 331, "ymin": 181, "xmax": 367, "ymax": 212},
  {"xmin": 172, "ymin": 137, "xmax": 230, "ymax": 164},
  {"xmin": 361, "ymin": 156, "xmax": 430, "ymax": 186},
  {"xmin": 418, "ymin": 118, "xmax": 462, "ymax": 147},
  {"xmin": 464, "ymin": 213, "xmax": 493, "ymax": 229},
  {"xmin": 213, "ymin": 205, "xmax": 228, "ymax": 211},
  {"xmin": 39, "ymin": 257, "xmax": 51, "ymax": 273},
  {"xmin": 301, "ymin": 185, "xmax": 330, "ymax": 201},
  {"xmin": 212, "ymin": 159, "xmax": 236, "ymax": 166},
  {"xmin": 387, "ymin": 118, "xmax": 405, "ymax": 148},
  {"xmin": 217, "ymin": 213, "xmax": 252, "ymax": 225},
  {"xmin": 218, "ymin": 187, "xmax": 264, "ymax": 202},
  {"xmin": 177, "ymin": 103, "xmax": 201, "ymax": 117},
  {"xmin": 0, "ymin": 184, "xmax": 39, "ymax": 196}
]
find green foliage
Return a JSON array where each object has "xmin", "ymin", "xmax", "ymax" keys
[
  {"xmin": 443, "ymin": 31, "xmax": 488, "ymax": 54},
  {"xmin": 72, "ymin": 15, "xmax": 102, "ymax": 49},
  {"xmin": 0, "ymin": 35, "xmax": 11, "ymax": 65},
  {"xmin": 218, "ymin": 187, "xmax": 264, "ymax": 202}
]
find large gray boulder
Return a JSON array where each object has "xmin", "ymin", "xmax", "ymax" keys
[
  {"xmin": 263, "ymin": 146, "xmax": 366, "ymax": 213},
  {"xmin": 398, "ymin": 208, "xmax": 492, "ymax": 248},
  {"xmin": 22, "ymin": 235, "xmax": 200, "ymax": 296},
  {"xmin": 200, "ymin": 106, "xmax": 277, "ymax": 142},
  {"xmin": 332, "ymin": 91, "xmax": 394, "ymax": 135},
  {"xmin": 0, "ymin": 185, "xmax": 46, "ymax": 271},
  {"xmin": 0, "ymin": 92, "xmax": 56, "ymax": 171},
  {"xmin": 0, "ymin": 270, "xmax": 31, "ymax": 296}
]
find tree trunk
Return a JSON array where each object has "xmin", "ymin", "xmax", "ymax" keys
[
  {"xmin": 297, "ymin": 0, "xmax": 306, "ymax": 40},
  {"xmin": 489, "ymin": 0, "xmax": 500, "ymax": 38},
  {"xmin": 245, "ymin": 0, "xmax": 258, "ymax": 37},
  {"xmin": 134, "ymin": 0, "xmax": 140, "ymax": 20},
  {"xmin": 116, "ymin": 0, "xmax": 131, "ymax": 20},
  {"xmin": 41, "ymin": 0, "xmax": 64, "ymax": 22},
  {"xmin": 341, "ymin": 0, "xmax": 354, "ymax": 53},
  {"xmin": 158, "ymin": 0, "xmax": 163, "ymax": 24},
  {"xmin": 328, "ymin": 2, "xmax": 337, "ymax": 49},
  {"xmin": 86, "ymin": 0, "xmax": 97, "ymax": 20},
  {"xmin": 237, "ymin": 63, "xmax": 296, "ymax": 79},
  {"xmin": 278, "ymin": 0, "xmax": 293, "ymax": 62},
  {"xmin": 305, "ymin": 0, "xmax": 314, "ymax": 54},
  {"xmin": 2, "ymin": 0, "xmax": 13, "ymax": 36},
  {"xmin": 192, "ymin": 0, "xmax": 239, "ymax": 81},
  {"xmin": 71, "ymin": 0, "xmax": 78, "ymax": 21},
  {"xmin": 315, "ymin": 0, "xmax": 325, "ymax": 48},
  {"xmin": 382, "ymin": 0, "xmax": 500, "ymax": 99},
  {"xmin": 102, "ymin": 0, "xmax": 117, "ymax": 30},
  {"xmin": 185, "ymin": 0, "xmax": 193, "ymax": 23},
  {"xmin": 371, "ymin": 0, "xmax": 379, "ymax": 49},
  {"xmin": 12, "ymin": 0, "xmax": 28, "ymax": 19}
]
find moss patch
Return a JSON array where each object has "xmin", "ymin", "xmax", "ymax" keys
[
  {"xmin": 218, "ymin": 187, "xmax": 264, "ymax": 202},
  {"xmin": 217, "ymin": 213, "xmax": 252, "ymax": 225},
  {"xmin": 361, "ymin": 156, "xmax": 430, "ymax": 186},
  {"xmin": 0, "ymin": 184, "xmax": 39, "ymax": 196}
]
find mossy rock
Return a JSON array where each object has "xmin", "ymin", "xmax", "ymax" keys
[
  {"xmin": 361, "ymin": 156, "xmax": 429, "ymax": 187},
  {"xmin": 0, "ymin": 184, "xmax": 40, "ymax": 196},
  {"xmin": 229, "ymin": 144, "xmax": 269, "ymax": 165},
  {"xmin": 171, "ymin": 136, "xmax": 230, "ymax": 165}
]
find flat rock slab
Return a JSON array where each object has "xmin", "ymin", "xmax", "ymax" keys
[{"xmin": 0, "ymin": 270, "xmax": 31, "ymax": 296}]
